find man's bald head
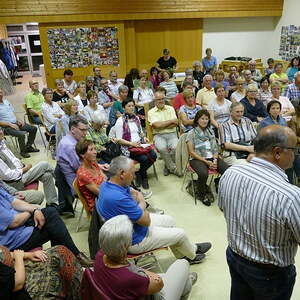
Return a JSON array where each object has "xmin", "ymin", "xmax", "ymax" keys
[{"xmin": 254, "ymin": 125, "xmax": 297, "ymax": 170}]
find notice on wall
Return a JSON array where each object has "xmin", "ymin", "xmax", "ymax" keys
[
  {"xmin": 279, "ymin": 25, "xmax": 300, "ymax": 61},
  {"xmin": 47, "ymin": 26, "xmax": 119, "ymax": 69}
]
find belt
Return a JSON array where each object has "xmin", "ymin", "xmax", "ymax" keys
[{"xmin": 229, "ymin": 248, "xmax": 287, "ymax": 270}]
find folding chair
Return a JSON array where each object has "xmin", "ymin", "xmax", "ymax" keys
[
  {"xmin": 80, "ymin": 268, "xmax": 111, "ymax": 300},
  {"xmin": 181, "ymin": 161, "xmax": 220, "ymax": 205},
  {"xmin": 73, "ymin": 178, "xmax": 92, "ymax": 232},
  {"xmin": 127, "ymin": 247, "xmax": 168, "ymax": 272},
  {"xmin": 23, "ymin": 104, "xmax": 46, "ymax": 148},
  {"xmin": 39, "ymin": 113, "xmax": 56, "ymax": 157}
]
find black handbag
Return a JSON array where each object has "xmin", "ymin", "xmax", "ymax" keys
[
  {"xmin": 232, "ymin": 141, "xmax": 252, "ymax": 159},
  {"xmin": 99, "ymin": 142, "xmax": 121, "ymax": 163}
]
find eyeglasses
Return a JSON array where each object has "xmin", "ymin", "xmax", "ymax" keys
[
  {"xmin": 155, "ymin": 98, "xmax": 165, "ymax": 101},
  {"xmin": 77, "ymin": 127, "xmax": 88, "ymax": 132},
  {"xmin": 283, "ymin": 147, "xmax": 300, "ymax": 155},
  {"xmin": 273, "ymin": 146, "xmax": 300, "ymax": 155}
]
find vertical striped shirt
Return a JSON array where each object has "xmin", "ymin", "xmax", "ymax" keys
[
  {"xmin": 219, "ymin": 117, "xmax": 257, "ymax": 145},
  {"xmin": 218, "ymin": 157, "xmax": 300, "ymax": 267}
]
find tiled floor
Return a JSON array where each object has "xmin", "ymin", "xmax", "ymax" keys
[{"xmin": 6, "ymin": 74, "xmax": 300, "ymax": 299}]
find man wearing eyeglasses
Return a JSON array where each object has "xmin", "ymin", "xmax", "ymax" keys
[
  {"xmin": 219, "ymin": 125, "xmax": 300, "ymax": 300},
  {"xmin": 55, "ymin": 115, "xmax": 109, "ymax": 215}
]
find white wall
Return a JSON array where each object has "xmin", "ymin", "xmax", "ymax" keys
[{"xmin": 202, "ymin": 0, "xmax": 300, "ymax": 65}]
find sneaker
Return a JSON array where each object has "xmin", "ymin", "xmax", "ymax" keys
[
  {"xmin": 183, "ymin": 253, "xmax": 206, "ymax": 265},
  {"xmin": 26, "ymin": 146, "xmax": 40, "ymax": 153},
  {"xmin": 20, "ymin": 152, "xmax": 30, "ymax": 158},
  {"xmin": 189, "ymin": 272, "xmax": 198, "ymax": 286},
  {"xmin": 142, "ymin": 189, "xmax": 152, "ymax": 199},
  {"xmin": 142, "ymin": 178, "xmax": 149, "ymax": 190},
  {"xmin": 147, "ymin": 204, "xmax": 164, "ymax": 214},
  {"xmin": 163, "ymin": 166, "xmax": 170, "ymax": 176},
  {"xmin": 196, "ymin": 242, "xmax": 212, "ymax": 254},
  {"xmin": 135, "ymin": 173, "xmax": 142, "ymax": 188}
]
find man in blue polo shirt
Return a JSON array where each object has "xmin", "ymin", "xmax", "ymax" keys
[{"xmin": 97, "ymin": 156, "xmax": 212, "ymax": 265}]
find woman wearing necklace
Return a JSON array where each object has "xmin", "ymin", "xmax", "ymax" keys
[
  {"xmin": 187, "ymin": 110, "xmax": 228, "ymax": 206},
  {"xmin": 76, "ymin": 139, "xmax": 106, "ymax": 213},
  {"xmin": 115, "ymin": 98, "xmax": 156, "ymax": 195},
  {"xmin": 258, "ymin": 100, "xmax": 287, "ymax": 131},
  {"xmin": 90, "ymin": 214, "xmax": 197, "ymax": 300}
]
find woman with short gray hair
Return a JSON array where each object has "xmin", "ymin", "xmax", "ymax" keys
[{"xmin": 92, "ymin": 214, "xmax": 198, "ymax": 300}]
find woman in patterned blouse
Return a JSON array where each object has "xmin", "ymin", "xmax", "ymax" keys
[{"xmin": 187, "ymin": 110, "xmax": 229, "ymax": 206}]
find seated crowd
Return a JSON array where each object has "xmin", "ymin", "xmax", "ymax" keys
[{"xmin": 1, "ymin": 48, "xmax": 300, "ymax": 299}]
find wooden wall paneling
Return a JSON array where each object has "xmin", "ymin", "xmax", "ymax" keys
[
  {"xmin": 0, "ymin": 24, "xmax": 8, "ymax": 39},
  {"xmin": 124, "ymin": 21, "xmax": 137, "ymax": 72},
  {"xmin": 39, "ymin": 21, "xmax": 127, "ymax": 88},
  {"xmin": 0, "ymin": 0, "xmax": 283, "ymax": 18},
  {"xmin": 134, "ymin": 19, "xmax": 203, "ymax": 72}
]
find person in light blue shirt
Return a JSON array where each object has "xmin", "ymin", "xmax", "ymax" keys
[
  {"xmin": 286, "ymin": 57, "xmax": 299, "ymax": 82},
  {"xmin": 202, "ymin": 48, "xmax": 217, "ymax": 74},
  {"xmin": 258, "ymin": 100, "xmax": 287, "ymax": 131},
  {"xmin": 0, "ymin": 88, "xmax": 38, "ymax": 158}
]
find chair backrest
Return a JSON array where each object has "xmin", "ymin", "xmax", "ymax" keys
[
  {"xmin": 88, "ymin": 206, "xmax": 105, "ymax": 259},
  {"xmin": 73, "ymin": 178, "xmax": 92, "ymax": 219},
  {"xmin": 23, "ymin": 103, "xmax": 34, "ymax": 125},
  {"xmin": 80, "ymin": 268, "xmax": 111, "ymax": 300}
]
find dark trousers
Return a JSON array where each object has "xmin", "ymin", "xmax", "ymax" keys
[
  {"xmin": 130, "ymin": 149, "xmax": 157, "ymax": 179},
  {"xmin": 16, "ymin": 207, "xmax": 79, "ymax": 256},
  {"xmin": 3, "ymin": 123, "xmax": 37, "ymax": 152},
  {"xmin": 189, "ymin": 158, "xmax": 229, "ymax": 196},
  {"xmin": 54, "ymin": 165, "xmax": 74, "ymax": 212},
  {"xmin": 226, "ymin": 247, "xmax": 296, "ymax": 300}
]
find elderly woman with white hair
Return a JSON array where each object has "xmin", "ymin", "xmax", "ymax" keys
[
  {"xmin": 86, "ymin": 110, "xmax": 119, "ymax": 162},
  {"xmin": 195, "ymin": 74, "xmax": 216, "ymax": 109},
  {"xmin": 92, "ymin": 214, "xmax": 198, "ymax": 300}
]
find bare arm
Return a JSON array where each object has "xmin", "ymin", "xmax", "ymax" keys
[
  {"xmin": 155, "ymin": 63, "xmax": 164, "ymax": 72},
  {"xmin": 28, "ymin": 108, "xmax": 39, "ymax": 116},
  {"xmin": 144, "ymin": 270, "xmax": 164, "ymax": 294},
  {"xmin": 224, "ymin": 142, "xmax": 254, "ymax": 152},
  {"xmin": 85, "ymin": 183, "xmax": 100, "ymax": 196},
  {"xmin": 13, "ymin": 250, "xmax": 25, "ymax": 292},
  {"xmin": 208, "ymin": 110, "xmax": 219, "ymax": 129},
  {"xmin": 136, "ymin": 210, "xmax": 151, "ymax": 227},
  {"xmin": 179, "ymin": 111, "xmax": 194, "ymax": 126}
]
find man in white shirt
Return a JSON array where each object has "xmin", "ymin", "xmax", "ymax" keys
[
  {"xmin": 41, "ymin": 88, "xmax": 65, "ymax": 133},
  {"xmin": 0, "ymin": 127, "xmax": 58, "ymax": 207},
  {"xmin": 108, "ymin": 70, "xmax": 122, "ymax": 98}
]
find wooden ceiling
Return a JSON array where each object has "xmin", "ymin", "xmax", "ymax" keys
[{"xmin": 0, "ymin": 0, "xmax": 284, "ymax": 23}]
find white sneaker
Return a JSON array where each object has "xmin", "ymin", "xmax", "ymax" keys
[{"xmin": 142, "ymin": 189, "xmax": 153, "ymax": 199}]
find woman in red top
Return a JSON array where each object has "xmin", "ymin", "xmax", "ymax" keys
[{"xmin": 76, "ymin": 139, "xmax": 106, "ymax": 212}]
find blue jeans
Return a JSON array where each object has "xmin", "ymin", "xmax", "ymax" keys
[{"xmin": 226, "ymin": 247, "xmax": 296, "ymax": 300}]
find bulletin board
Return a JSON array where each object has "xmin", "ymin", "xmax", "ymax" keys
[
  {"xmin": 47, "ymin": 26, "xmax": 119, "ymax": 69},
  {"xmin": 279, "ymin": 25, "xmax": 300, "ymax": 61}
]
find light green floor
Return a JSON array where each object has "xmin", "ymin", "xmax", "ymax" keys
[{"xmin": 8, "ymin": 75, "xmax": 300, "ymax": 299}]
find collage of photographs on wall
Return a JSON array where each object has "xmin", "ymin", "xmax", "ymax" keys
[
  {"xmin": 279, "ymin": 25, "xmax": 300, "ymax": 61},
  {"xmin": 47, "ymin": 26, "xmax": 119, "ymax": 69}
]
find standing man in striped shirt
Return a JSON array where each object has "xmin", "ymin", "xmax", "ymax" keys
[{"xmin": 219, "ymin": 125, "xmax": 300, "ymax": 300}]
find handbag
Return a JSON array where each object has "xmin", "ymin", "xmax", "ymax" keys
[
  {"xmin": 129, "ymin": 144, "xmax": 155, "ymax": 161},
  {"xmin": 99, "ymin": 142, "xmax": 121, "ymax": 163}
]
